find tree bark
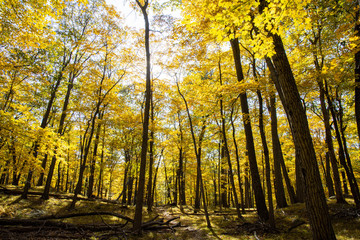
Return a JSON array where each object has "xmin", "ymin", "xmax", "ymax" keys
[
  {"xmin": 230, "ymin": 38, "xmax": 269, "ymax": 222},
  {"xmin": 177, "ymin": 82, "xmax": 211, "ymax": 228},
  {"xmin": 146, "ymin": 88, "xmax": 155, "ymax": 211},
  {"xmin": 264, "ymin": 29, "xmax": 336, "ymax": 238},
  {"xmin": 355, "ymin": 0, "xmax": 360, "ymax": 142},
  {"xmin": 133, "ymin": 0, "xmax": 151, "ymax": 231},
  {"xmin": 87, "ymin": 112, "xmax": 103, "ymax": 198},
  {"xmin": 268, "ymin": 95, "xmax": 296, "ymax": 205},
  {"xmin": 230, "ymin": 103, "xmax": 245, "ymax": 213},
  {"xmin": 256, "ymin": 90, "xmax": 275, "ymax": 226},
  {"xmin": 326, "ymin": 86, "xmax": 360, "ymax": 208},
  {"xmin": 219, "ymin": 60, "xmax": 242, "ymax": 220}
]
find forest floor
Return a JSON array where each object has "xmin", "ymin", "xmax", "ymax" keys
[{"xmin": 0, "ymin": 185, "xmax": 360, "ymax": 239}]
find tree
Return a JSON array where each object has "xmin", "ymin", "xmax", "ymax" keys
[{"xmin": 133, "ymin": 0, "xmax": 152, "ymax": 232}]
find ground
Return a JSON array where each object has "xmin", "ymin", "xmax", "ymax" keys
[{"xmin": 0, "ymin": 186, "xmax": 359, "ymax": 239}]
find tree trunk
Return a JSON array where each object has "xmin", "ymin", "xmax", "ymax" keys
[
  {"xmin": 355, "ymin": 0, "xmax": 360, "ymax": 142},
  {"xmin": 326, "ymin": 86, "xmax": 360, "ymax": 208},
  {"xmin": 220, "ymin": 141, "xmax": 228, "ymax": 208},
  {"xmin": 87, "ymin": 115, "xmax": 103, "ymax": 198},
  {"xmin": 264, "ymin": 27, "xmax": 336, "ymax": 238},
  {"xmin": 41, "ymin": 76, "xmax": 74, "ymax": 200},
  {"xmin": 230, "ymin": 104, "xmax": 245, "ymax": 213},
  {"xmin": 219, "ymin": 60, "xmax": 242, "ymax": 219},
  {"xmin": 324, "ymin": 153, "xmax": 335, "ymax": 197},
  {"xmin": 177, "ymin": 82, "xmax": 211, "ymax": 228},
  {"xmin": 267, "ymin": 96, "xmax": 287, "ymax": 208},
  {"xmin": 133, "ymin": 0, "xmax": 151, "ymax": 232},
  {"xmin": 230, "ymin": 38, "xmax": 269, "ymax": 222},
  {"xmin": 256, "ymin": 90, "xmax": 275, "ymax": 226},
  {"xmin": 319, "ymin": 82, "xmax": 344, "ymax": 202},
  {"xmin": 268, "ymin": 95, "xmax": 296, "ymax": 205},
  {"xmin": 97, "ymin": 126, "xmax": 106, "ymax": 198},
  {"xmin": 147, "ymin": 89, "xmax": 155, "ymax": 211}
]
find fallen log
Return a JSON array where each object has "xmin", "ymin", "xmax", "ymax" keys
[
  {"xmin": 0, "ymin": 213, "xmax": 180, "ymax": 232},
  {"xmin": 37, "ymin": 211, "xmax": 134, "ymax": 223}
]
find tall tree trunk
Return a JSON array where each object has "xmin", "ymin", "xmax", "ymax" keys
[
  {"xmin": 256, "ymin": 89, "xmax": 275, "ymax": 226},
  {"xmin": 319, "ymin": 82, "xmax": 344, "ymax": 203},
  {"xmin": 177, "ymin": 82, "xmax": 211, "ymax": 228},
  {"xmin": 266, "ymin": 57, "xmax": 305, "ymax": 203},
  {"xmin": 268, "ymin": 95, "xmax": 287, "ymax": 208},
  {"xmin": 268, "ymin": 95, "xmax": 296, "ymax": 205},
  {"xmin": 87, "ymin": 113, "xmax": 103, "ymax": 198},
  {"xmin": 147, "ymin": 89, "xmax": 155, "ymax": 211},
  {"xmin": 21, "ymin": 72, "xmax": 64, "ymax": 198},
  {"xmin": 338, "ymin": 94, "xmax": 360, "ymax": 206},
  {"xmin": 263, "ymin": 26, "xmax": 336, "ymax": 238},
  {"xmin": 342, "ymin": 171, "xmax": 349, "ymax": 195},
  {"xmin": 312, "ymin": 29, "xmax": 345, "ymax": 203},
  {"xmin": 219, "ymin": 60, "xmax": 242, "ymax": 220},
  {"xmin": 133, "ymin": 0, "xmax": 151, "ymax": 232},
  {"xmin": 230, "ymin": 38, "xmax": 269, "ymax": 222},
  {"xmin": 326, "ymin": 86, "xmax": 360, "ymax": 208},
  {"xmin": 323, "ymin": 153, "xmax": 335, "ymax": 197},
  {"xmin": 220, "ymin": 141, "xmax": 228, "ymax": 208},
  {"xmin": 97, "ymin": 126, "xmax": 106, "ymax": 198},
  {"xmin": 41, "ymin": 75, "xmax": 74, "ymax": 200},
  {"xmin": 177, "ymin": 112, "xmax": 186, "ymax": 206},
  {"xmin": 355, "ymin": 0, "xmax": 360, "ymax": 142},
  {"xmin": 230, "ymin": 104, "xmax": 245, "ymax": 213},
  {"xmin": 69, "ymin": 102, "xmax": 101, "ymax": 208},
  {"xmin": 121, "ymin": 150, "xmax": 130, "ymax": 204}
]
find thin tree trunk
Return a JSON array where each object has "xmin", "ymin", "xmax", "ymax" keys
[
  {"xmin": 133, "ymin": 0, "xmax": 151, "ymax": 232},
  {"xmin": 230, "ymin": 104, "xmax": 245, "ymax": 213},
  {"xmin": 326, "ymin": 86, "xmax": 360, "ymax": 208},
  {"xmin": 177, "ymin": 82, "xmax": 211, "ymax": 228},
  {"xmin": 97, "ymin": 126, "xmax": 106, "ymax": 198},
  {"xmin": 87, "ymin": 114, "xmax": 103, "ymax": 198},
  {"xmin": 355, "ymin": 0, "xmax": 360, "ymax": 142},
  {"xmin": 256, "ymin": 90, "xmax": 275, "ymax": 226},
  {"xmin": 268, "ymin": 95, "xmax": 296, "ymax": 205},
  {"xmin": 147, "ymin": 89, "xmax": 155, "ymax": 211},
  {"xmin": 41, "ymin": 74, "xmax": 75, "ymax": 200},
  {"xmin": 230, "ymin": 38, "xmax": 269, "ymax": 222},
  {"xmin": 219, "ymin": 60, "xmax": 242, "ymax": 220}
]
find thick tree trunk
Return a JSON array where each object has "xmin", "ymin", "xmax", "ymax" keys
[
  {"xmin": 266, "ymin": 31, "xmax": 336, "ymax": 239},
  {"xmin": 265, "ymin": 57, "xmax": 305, "ymax": 203},
  {"xmin": 230, "ymin": 38, "xmax": 269, "ymax": 222}
]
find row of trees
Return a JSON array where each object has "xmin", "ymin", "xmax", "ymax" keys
[{"xmin": 0, "ymin": 0, "xmax": 359, "ymax": 239}]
